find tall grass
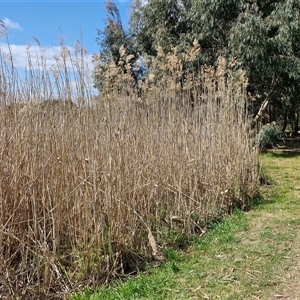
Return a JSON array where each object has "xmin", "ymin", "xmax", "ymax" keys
[{"xmin": 0, "ymin": 36, "xmax": 258, "ymax": 298}]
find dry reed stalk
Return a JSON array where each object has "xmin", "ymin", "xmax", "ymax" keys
[{"xmin": 0, "ymin": 36, "xmax": 258, "ymax": 298}]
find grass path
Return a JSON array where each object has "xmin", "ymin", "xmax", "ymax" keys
[
  {"xmin": 260, "ymin": 146, "xmax": 300, "ymax": 299},
  {"xmin": 71, "ymin": 141, "xmax": 300, "ymax": 300}
]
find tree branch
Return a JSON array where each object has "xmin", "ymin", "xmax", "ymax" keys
[{"xmin": 250, "ymin": 75, "xmax": 279, "ymax": 129}]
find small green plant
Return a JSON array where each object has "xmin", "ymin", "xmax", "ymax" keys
[{"xmin": 257, "ymin": 122, "xmax": 284, "ymax": 149}]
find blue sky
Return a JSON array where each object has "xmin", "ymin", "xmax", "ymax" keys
[{"xmin": 0, "ymin": 1, "xmax": 131, "ymax": 71}]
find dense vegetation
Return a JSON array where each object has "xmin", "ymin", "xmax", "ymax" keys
[
  {"xmin": 96, "ymin": 0, "xmax": 300, "ymax": 134},
  {"xmin": 3, "ymin": 0, "xmax": 299, "ymax": 297},
  {"xmin": 0, "ymin": 20, "xmax": 258, "ymax": 299},
  {"xmin": 73, "ymin": 142, "xmax": 300, "ymax": 300}
]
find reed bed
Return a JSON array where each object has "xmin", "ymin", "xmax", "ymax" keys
[{"xmin": 0, "ymin": 39, "xmax": 258, "ymax": 298}]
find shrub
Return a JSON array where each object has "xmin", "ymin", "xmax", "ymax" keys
[{"xmin": 257, "ymin": 122, "xmax": 284, "ymax": 149}]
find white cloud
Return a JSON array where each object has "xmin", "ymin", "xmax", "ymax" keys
[
  {"xmin": 1, "ymin": 18, "xmax": 22, "ymax": 31},
  {"xmin": 0, "ymin": 41, "xmax": 94, "ymax": 72},
  {"xmin": 0, "ymin": 41, "xmax": 98, "ymax": 98}
]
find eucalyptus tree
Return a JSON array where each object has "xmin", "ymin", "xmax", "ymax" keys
[
  {"xmin": 229, "ymin": 0, "xmax": 300, "ymax": 131},
  {"xmin": 95, "ymin": 0, "xmax": 136, "ymax": 93},
  {"xmin": 96, "ymin": 0, "xmax": 130, "ymax": 65},
  {"xmin": 95, "ymin": 0, "xmax": 300, "ymax": 130},
  {"xmin": 129, "ymin": 0, "xmax": 191, "ymax": 59},
  {"xmin": 129, "ymin": 0, "xmax": 300, "ymax": 131},
  {"xmin": 128, "ymin": 0, "xmax": 243, "ymax": 106},
  {"xmin": 129, "ymin": 0, "xmax": 241, "ymax": 64}
]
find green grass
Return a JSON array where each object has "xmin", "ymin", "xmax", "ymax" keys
[{"xmin": 70, "ymin": 150, "xmax": 300, "ymax": 300}]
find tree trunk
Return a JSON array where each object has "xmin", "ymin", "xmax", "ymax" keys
[
  {"xmin": 250, "ymin": 75, "xmax": 278, "ymax": 130},
  {"xmin": 250, "ymin": 98, "xmax": 269, "ymax": 129},
  {"xmin": 292, "ymin": 110, "xmax": 299, "ymax": 136},
  {"xmin": 282, "ymin": 110, "xmax": 288, "ymax": 132}
]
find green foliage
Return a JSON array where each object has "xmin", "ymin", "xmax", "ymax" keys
[
  {"xmin": 126, "ymin": 0, "xmax": 300, "ymax": 128},
  {"xmin": 189, "ymin": 0, "xmax": 241, "ymax": 64},
  {"xmin": 129, "ymin": 0, "xmax": 190, "ymax": 56},
  {"xmin": 95, "ymin": 1, "xmax": 136, "ymax": 91},
  {"xmin": 129, "ymin": 0, "xmax": 240, "ymax": 66},
  {"xmin": 229, "ymin": 3, "xmax": 271, "ymax": 85},
  {"xmin": 229, "ymin": 0, "xmax": 300, "ymax": 125},
  {"xmin": 257, "ymin": 122, "xmax": 284, "ymax": 149},
  {"xmin": 96, "ymin": 0, "xmax": 129, "ymax": 64}
]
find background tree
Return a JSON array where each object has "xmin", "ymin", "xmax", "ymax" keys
[
  {"xmin": 94, "ymin": 0, "xmax": 136, "ymax": 93},
  {"xmin": 96, "ymin": 0, "xmax": 130, "ymax": 64},
  {"xmin": 188, "ymin": 0, "xmax": 241, "ymax": 65},
  {"xmin": 129, "ymin": 0, "xmax": 191, "ymax": 56},
  {"xmin": 129, "ymin": 0, "xmax": 241, "ymax": 65},
  {"xmin": 128, "ymin": 0, "xmax": 300, "ymax": 133},
  {"xmin": 229, "ymin": 0, "xmax": 300, "ymax": 133}
]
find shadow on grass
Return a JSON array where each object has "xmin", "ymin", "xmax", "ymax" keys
[
  {"xmin": 263, "ymin": 137, "xmax": 300, "ymax": 158},
  {"xmin": 251, "ymin": 192, "xmax": 277, "ymax": 211},
  {"xmin": 267, "ymin": 150, "xmax": 300, "ymax": 158}
]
